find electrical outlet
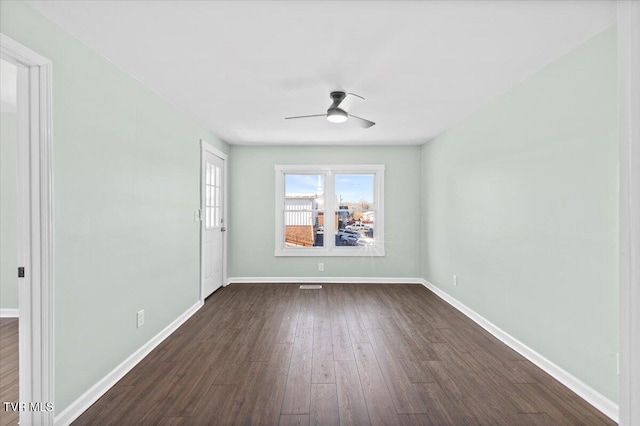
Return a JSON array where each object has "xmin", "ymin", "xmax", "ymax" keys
[
  {"xmin": 137, "ymin": 309, "xmax": 145, "ymax": 328},
  {"xmin": 194, "ymin": 209, "xmax": 201, "ymax": 222},
  {"xmin": 453, "ymin": 275, "xmax": 458, "ymax": 286},
  {"xmin": 318, "ymin": 262, "xmax": 324, "ymax": 272}
]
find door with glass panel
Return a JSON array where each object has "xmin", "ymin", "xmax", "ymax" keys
[{"xmin": 201, "ymin": 147, "xmax": 225, "ymax": 298}]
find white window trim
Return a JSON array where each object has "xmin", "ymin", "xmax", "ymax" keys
[{"xmin": 275, "ymin": 164, "xmax": 385, "ymax": 257}]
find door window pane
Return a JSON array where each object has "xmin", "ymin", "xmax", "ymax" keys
[{"xmin": 205, "ymin": 161, "xmax": 223, "ymax": 229}]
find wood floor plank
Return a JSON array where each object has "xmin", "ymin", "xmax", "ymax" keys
[
  {"xmin": 343, "ymin": 304, "xmax": 370, "ymax": 344},
  {"xmin": 335, "ymin": 360, "xmax": 370, "ymax": 426},
  {"xmin": 426, "ymin": 352, "xmax": 523, "ymax": 424},
  {"xmin": 410, "ymin": 383, "xmax": 461, "ymax": 425},
  {"xmin": 77, "ymin": 361, "xmax": 180, "ymax": 425},
  {"xmin": 501, "ymin": 360, "xmax": 541, "ymax": 384},
  {"xmin": 366, "ymin": 327, "xmax": 430, "ymax": 414},
  {"xmin": 343, "ymin": 286, "xmax": 369, "ymax": 343},
  {"xmin": 276, "ymin": 291, "xmax": 301, "ymax": 344},
  {"xmin": 219, "ymin": 361, "xmax": 268, "ymax": 423},
  {"xmin": 281, "ymin": 292, "xmax": 314, "ymax": 414},
  {"xmin": 72, "ymin": 385, "xmax": 138, "ymax": 426},
  {"xmin": 279, "ymin": 414, "xmax": 310, "ymax": 425},
  {"xmin": 212, "ymin": 313, "xmax": 269, "ymax": 384},
  {"xmin": 351, "ymin": 341, "xmax": 398, "ymax": 425},
  {"xmin": 396, "ymin": 414, "xmax": 431, "ymax": 425},
  {"xmin": 189, "ymin": 384, "xmax": 237, "ymax": 425},
  {"xmin": 376, "ymin": 316, "xmax": 436, "ymax": 383},
  {"xmin": 310, "ymin": 384, "xmax": 339, "ymax": 426},
  {"xmin": 119, "ymin": 361, "xmax": 185, "ymax": 425},
  {"xmin": 249, "ymin": 343, "xmax": 294, "ymax": 424},
  {"xmin": 154, "ymin": 340, "xmax": 237, "ymax": 418},
  {"xmin": 516, "ymin": 412, "xmax": 563, "ymax": 425},
  {"xmin": 0, "ymin": 319, "xmax": 18, "ymax": 426},
  {"xmin": 248, "ymin": 309, "xmax": 286, "ymax": 361},
  {"xmin": 153, "ymin": 416, "xmax": 190, "ymax": 425},
  {"xmin": 330, "ymin": 308, "xmax": 355, "ymax": 361},
  {"xmin": 311, "ymin": 314, "xmax": 335, "ymax": 384}
]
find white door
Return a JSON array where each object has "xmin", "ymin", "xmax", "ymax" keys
[{"xmin": 201, "ymin": 144, "xmax": 226, "ymax": 299}]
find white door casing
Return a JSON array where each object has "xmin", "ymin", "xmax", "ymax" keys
[
  {"xmin": 1, "ymin": 34, "xmax": 54, "ymax": 426},
  {"xmin": 200, "ymin": 141, "xmax": 227, "ymax": 300},
  {"xmin": 618, "ymin": 2, "xmax": 640, "ymax": 425}
]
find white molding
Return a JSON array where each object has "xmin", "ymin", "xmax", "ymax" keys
[
  {"xmin": 54, "ymin": 301, "xmax": 203, "ymax": 426},
  {"xmin": 227, "ymin": 276, "xmax": 423, "ymax": 285},
  {"xmin": 0, "ymin": 34, "xmax": 50, "ymax": 65},
  {"xmin": 0, "ymin": 309, "xmax": 19, "ymax": 318},
  {"xmin": 1, "ymin": 33, "xmax": 55, "ymax": 426},
  {"xmin": 618, "ymin": 2, "xmax": 640, "ymax": 425},
  {"xmin": 420, "ymin": 279, "xmax": 619, "ymax": 423}
]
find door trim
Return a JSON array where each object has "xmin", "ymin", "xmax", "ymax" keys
[
  {"xmin": 1, "ymin": 34, "xmax": 55, "ymax": 425},
  {"xmin": 199, "ymin": 140, "xmax": 228, "ymax": 303},
  {"xmin": 618, "ymin": 2, "xmax": 640, "ymax": 424}
]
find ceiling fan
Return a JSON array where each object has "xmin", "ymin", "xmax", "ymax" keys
[{"xmin": 285, "ymin": 91, "xmax": 375, "ymax": 128}]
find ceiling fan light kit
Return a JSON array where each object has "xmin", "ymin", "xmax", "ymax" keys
[
  {"xmin": 285, "ymin": 91, "xmax": 375, "ymax": 128},
  {"xmin": 326, "ymin": 108, "xmax": 348, "ymax": 123}
]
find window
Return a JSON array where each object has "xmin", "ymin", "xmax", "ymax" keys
[
  {"xmin": 275, "ymin": 165, "xmax": 385, "ymax": 256},
  {"xmin": 204, "ymin": 160, "xmax": 222, "ymax": 229}
]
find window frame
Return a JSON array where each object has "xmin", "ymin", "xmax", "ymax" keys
[{"xmin": 275, "ymin": 164, "xmax": 385, "ymax": 257}]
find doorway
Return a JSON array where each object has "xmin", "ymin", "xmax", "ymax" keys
[
  {"xmin": 200, "ymin": 140, "xmax": 227, "ymax": 301},
  {"xmin": 0, "ymin": 55, "xmax": 20, "ymax": 426},
  {"xmin": 1, "ymin": 34, "xmax": 54, "ymax": 425}
]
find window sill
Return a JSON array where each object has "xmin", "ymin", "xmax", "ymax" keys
[{"xmin": 274, "ymin": 247, "xmax": 386, "ymax": 257}]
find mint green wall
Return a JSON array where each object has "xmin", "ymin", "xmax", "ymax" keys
[
  {"xmin": 229, "ymin": 145, "xmax": 422, "ymax": 279},
  {"xmin": 0, "ymin": 1, "xmax": 228, "ymax": 412},
  {"xmin": 421, "ymin": 27, "xmax": 618, "ymax": 401},
  {"xmin": 1, "ymin": 113, "xmax": 18, "ymax": 309}
]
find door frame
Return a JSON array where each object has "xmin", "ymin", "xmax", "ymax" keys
[
  {"xmin": 1, "ymin": 34, "xmax": 55, "ymax": 425},
  {"xmin": 618, "ymin": 2, "xmax": 640, "ymax": 424},
  {"xmin": 199, "ymin": 140, "xmax": 228, "ymax": 303}
]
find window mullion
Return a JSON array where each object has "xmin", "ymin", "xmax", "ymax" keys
[{"xmin": 325, "ymin": 171, "xmax": 336, "ymax": 250}]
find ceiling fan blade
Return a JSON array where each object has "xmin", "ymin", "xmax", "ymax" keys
[
  {"xmin": 335, "ymin": 92, "xmax": 365, "ymax": 109},
  {"xmin": 349, "ymin": 114, "xmax": 375, "ymax": 129},
  {"xmin": 346, "ymin": 93, "xmax": 365, "ymax": 100},
  {"xmin": 285, "ymin": 114, "xmax": 326, "ymax": 120},
  {"xmin": 330, "ymin": 92, "xmax": 364, "ymax": 110}
]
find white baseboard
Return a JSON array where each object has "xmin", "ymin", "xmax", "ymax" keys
[
  {"xmin": 227, "ymin": 276, "xmax": 424, "ymax": 285},
  {"xmin": 420, "ymin": 279, "xmax": 619, "ymax": 423},
  {"xmin": 0, "ymin": 308, "xmax": 19, "ymax": 318},
  {"xmin": 54, "ymin": 301, "xmax": 203, "ymax": 426}
]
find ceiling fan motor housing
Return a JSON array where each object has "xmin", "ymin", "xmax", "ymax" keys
[{"xmin": 330, "ymin": 91, "xmax": 347, "ymax": 102}]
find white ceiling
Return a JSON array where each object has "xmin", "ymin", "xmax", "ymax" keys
[{"xmin": 28, "ymin": 0, "xmax": 615, "ymax": 146}]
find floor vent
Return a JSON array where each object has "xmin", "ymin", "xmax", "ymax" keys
[{"xmin": 300, "ymin": 284, "xmax": 322, "ymax": 290}]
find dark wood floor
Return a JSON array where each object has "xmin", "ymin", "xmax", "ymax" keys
[
  {"xmin": 73, "ymin": 284, "xmax": 614, "ymax": 425},
  {"xmin": 0, "ymin": 318, "xmax": 18, "ymax": 426}
]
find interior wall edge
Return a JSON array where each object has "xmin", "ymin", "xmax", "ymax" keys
[{"xmin": 617, "ymin": 1, "xmax": 640, "ymax": 425}]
